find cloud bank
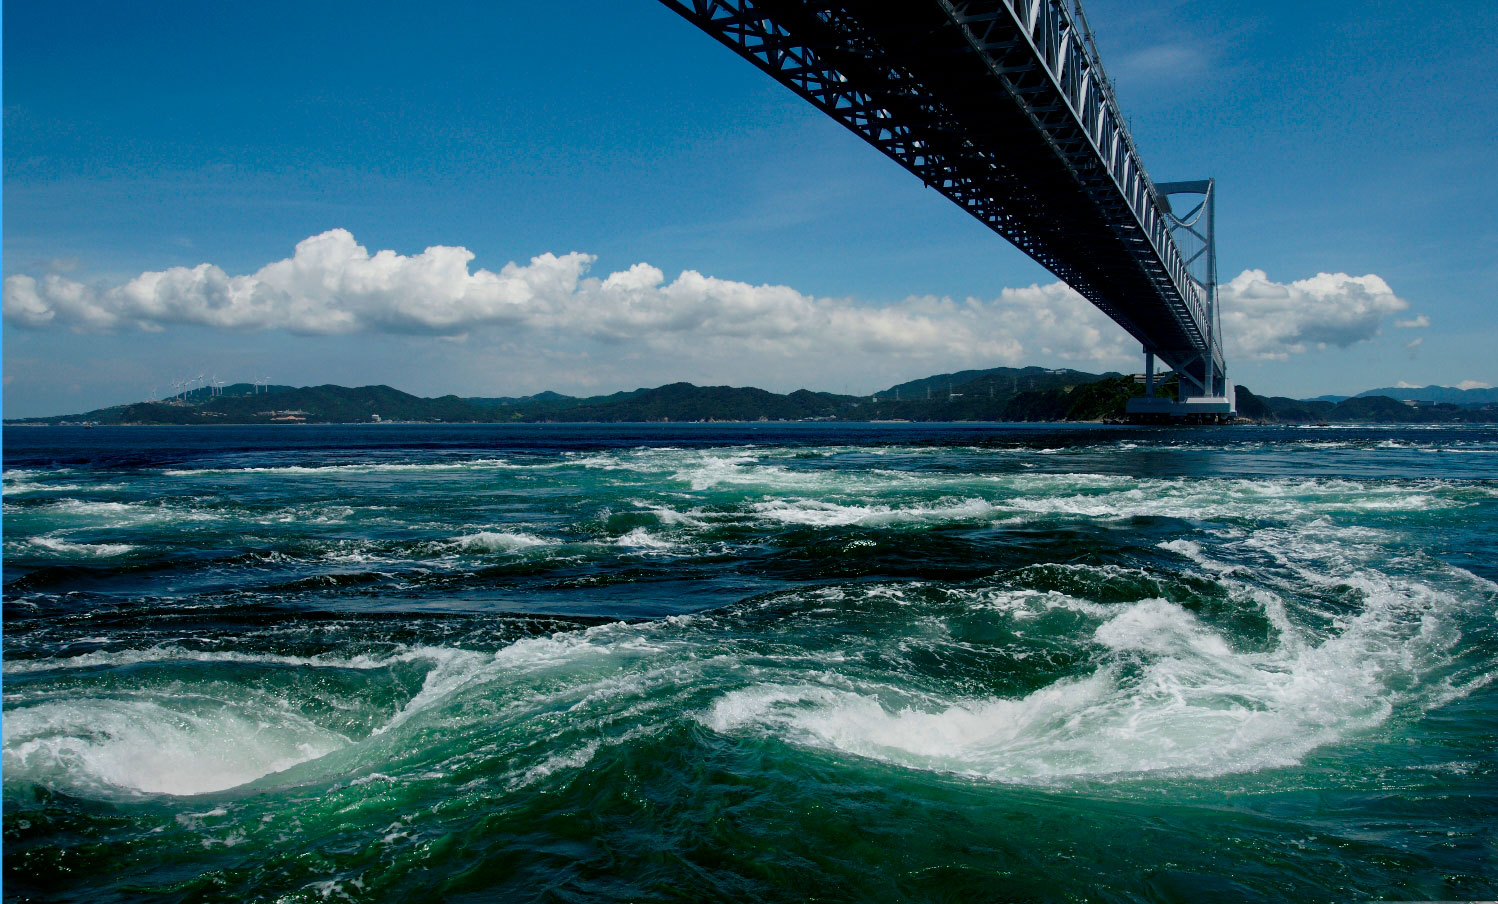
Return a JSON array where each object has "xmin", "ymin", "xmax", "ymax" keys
[
  {"xmin": 1218, "ymin": 269, "xmax": 1411, "ymax": 361},
  {"xmin": 5, "ymin": 229, "xmax": 1413, "ymax": 369}
]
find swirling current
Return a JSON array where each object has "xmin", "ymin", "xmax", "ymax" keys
[{"xmin": 3, "ymin": 423, "xmax": 1496, "ymax": 902}]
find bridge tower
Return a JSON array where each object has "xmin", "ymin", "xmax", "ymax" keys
[{"xmin": 1126, "ymin": 179, "xmax": 1235, "ymax": 420}]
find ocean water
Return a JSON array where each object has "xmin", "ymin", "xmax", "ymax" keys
[{"xmin": 3, "ymin": 423, "xmax": 1496, "ymax": 903}]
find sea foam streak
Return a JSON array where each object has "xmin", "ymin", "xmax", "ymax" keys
[
  {"xmin": 2, "ymin": 697, "xmax": 350, "ymax": 796},
  {"xmin": 26, "ymin": 535, "xmax": 137, "ymax": 557},
  {"xmin": 700, "ymin": 540, "xmax": 1491, "ymax": 782},
  {"xmin": 703, "ymin": 592, "xmax": 1460, "ymax": 779},
  {"xmin": 1, "ymin": 645, "xmax": 485, "ymax": 794},
  {"xmin": 750, "ymin": 496, "xmax": 998, "ymax": 527},
  {"xmin": 0, "ymin": 630, "xmax": 669, "ymax": 797},
  {"xmin": 450, "ymin": 531, "xmax": 550, "ymax": 553},
  {"xmin": 162, "ymin": 459, "xmax": 514, "ymax": 477}
]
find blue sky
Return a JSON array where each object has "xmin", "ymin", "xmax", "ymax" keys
[{"xmin": 4, "ymin": 0, "xmax": 1495, "ymax": 417}]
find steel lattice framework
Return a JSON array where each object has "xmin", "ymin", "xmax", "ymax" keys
[{"xmin": 659, "ymin": 0, "xmax": 1229, "ymax": 400}]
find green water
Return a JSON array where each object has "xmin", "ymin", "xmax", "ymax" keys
[{"xmin": 3, "ymin": 424, "xmax": 1496, "ymax": 902}]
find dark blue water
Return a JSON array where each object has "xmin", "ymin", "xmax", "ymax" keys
[{"xmin": 5, "ymin": 424, "xmax": 1496, "ymax": 902}]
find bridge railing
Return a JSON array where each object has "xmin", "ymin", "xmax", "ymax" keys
[{"xmin": 970, "ymin": 0, "xmax": 1211, "ymax": 354}]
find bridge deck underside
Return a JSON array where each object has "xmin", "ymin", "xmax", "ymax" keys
[{"xmin": 664, "ymin": 0, "xmax": 1219, "ymax": 388}]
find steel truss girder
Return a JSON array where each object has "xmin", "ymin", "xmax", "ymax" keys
[{"xmin": 658, "ymin": 0, "xmax": 1230, "ymax": 398}]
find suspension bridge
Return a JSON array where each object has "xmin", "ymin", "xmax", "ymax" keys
[{"xmin": 659, "ymin": 0, "xmax": 1234, "ymax": 419}]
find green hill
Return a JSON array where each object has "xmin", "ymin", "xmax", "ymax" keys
[
  {"xmin": 9, "ymin": 384, "xmax": 492, "ymax": 426},
  {"xmin": 875, "ymin": 366, "xmax": 1115, "ymax": 402},
  {"xmin": 536, "ymin": 383, "xmax": 856, "ymax": 422},
  {"xmin": 10, "ymin": 373, "xmax": 1497, "ymax": 426}
]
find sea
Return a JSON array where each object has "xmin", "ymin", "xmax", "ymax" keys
[{"xmin": 3, "ymin": 423, "xmax": 1496, "ymax": 903}]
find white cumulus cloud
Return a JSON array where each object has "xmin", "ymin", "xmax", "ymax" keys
[
  {"xmin": 0, "ymin": 230, "xmax": 1128, "ymax": 368},
  {"xmin": 4, "ymin": 230, "xmax": 591, "ymax": 335},
  {"xmin": 1219, "ymin": 269, "xmax": 1410, "ymax": 361},
  {"xmin": 1395, "ymin": 314, "xmax": 1430, "ymax": 328},
  {"xmin": 1458, "ymin": 380, "xmax": 1493, "ymax": 391},
  {"xmin": 4, "ymin": 230, "xmax": 1415, "ymax": 374}
]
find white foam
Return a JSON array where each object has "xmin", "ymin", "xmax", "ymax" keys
[
  {"xmin": 510, "ymin": 740, "xmax": 601, "ymax": 790},
  {"xmin": 0, "ymin": 616, "xmax": 699, "ymax": 799},
  {"xmin": 370, "ymin": 647, "xmax": 496, "ymax": 735},
  {"xmin": 702, "ymin": 578, "xmax": 1477, "ymax": 782},
  {"xmin": 3, "ymin": 481, "xmax": 126, "ymax": 496},
  {"xmin": 2, "ymin": 644, "xmax": 456, "ymax": 675},
  {"xmin": 641, "ymin": 504, "xmax": 713, "ymax": 528},
  {"xmin": 3, "ymin": 468, "xmax": 54, "ymax": 481},
  {"xmin": 672, "ymin": 452, "xmax": 770, "ymax": 490},
  {"xmin": 1157, "ymin": 539, "xmax": 1244, "ymax": 575},
  {"xmin": 280, "ymin": 504, "xmax": 356, "ymax": 525},
  {"xmin": 27, "ymin": 536, "xmax": 137, "ymax": 558},
  {"xmin": 0, "ymin": 643, "xmax": 506, "ymax": 795},
  {"xmin": 2, "ymin": 697, "xmax": 350, "ymax": 796},
  {"xmin": 371, "ymin": 625, "xmax": 670, "ymax": 737},
  {"xmin": 2, "ymin": 468, "xmax": 76, "ymax": 491},
  {"xmin": 36, "ymin": 498, "xmax": 216, "ymax": 526},
  {"xmin": 1092, "ymin": 597, "xmax": 1235, "ymax": 657},
  {"xmin": 997, "ymin": 476, "xmax": 1459, "ymax": 522},
  {"xmin": 162, "ymin": 459, "xmax": 513, "ymax": 477},
  {"xmin": 613, "ymin": 527, "xmax": 677, "ymax": 550},
  {"xmin": 321, "ymin": 548, "xmax": 385, "ymax": 565},
  {"xmin": 450, "ymin": 531, "xmax": 550, "ymax": 553},
  {"xmin": 750, "ymin": 497, "xmax": 997, "ymax": 527},
  {"xmin": 569, "ymin": 451, "xmax": 640, "ymax": 470}
]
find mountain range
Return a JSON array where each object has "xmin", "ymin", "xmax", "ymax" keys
[
  {"xmin": 1355, "ymin": 384, "xmax": 1498, "ymax": 405},
  {"xmin": 6, "ymin": 368, "xmax": 1496, "ymax": 426}
]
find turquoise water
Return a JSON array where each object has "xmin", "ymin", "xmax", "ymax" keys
[{"xmin": 4, "ymin": 424, "xmax": 1496, "ymax": 902}]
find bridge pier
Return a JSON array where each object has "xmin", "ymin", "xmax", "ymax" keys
[{"xmin": 1126, "ymin": 393, "xmax": 1235, "ymax": 423}]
